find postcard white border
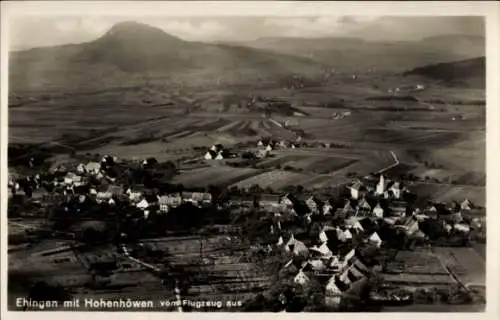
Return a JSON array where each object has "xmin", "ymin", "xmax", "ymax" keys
[{"xmin": 1, "ymin": 1, "xmax": 499, "ymax": 320}]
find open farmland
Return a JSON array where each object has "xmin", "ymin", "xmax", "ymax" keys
[
  {"xmin": 408, "ymin": 183, "xmax": 485, "ymax": 206},
  {"xmin": 382, "ymin": 249, "xmax": 456, "ymax": 287},
  {"xmin": 171, "ymin": 166, "xmax": 263, "ymax": 187},
  {"xmin": 433, "ymin": 247, "xmax": 485, "ymax": 288},
  {"xmin": 140, "ymin": 235, "xmax": 273, "ymax": 306},
  {"xmin": 255, "ymin": 155, "xmax": 310, "ymax": 169},
  {"xmin": 233, "ymin": 170, "xmax": 313, "ymax": 190},
  {"xmin": 281, "ymin": 156, "xmax": 358, "ymax": 173}
]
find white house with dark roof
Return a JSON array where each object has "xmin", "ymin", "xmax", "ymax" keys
[
  {"xmin": 325, "ymin": 276, "xmax": 346, "ymax": 307},
  {"xmin": 319, "ymin": 230, "xmax": 329, "ymax": 243},
  {"xmin": 76, "ymin": 163, "xmax": 86, "ymax": 174},
  {"xmin": 294, "ymin": 269, "xmax": 310, "ymax": 286},
  {"xmin": 349, "ymin": 181, "xmax": 363, "ymax": 200},
  {"xmin": 96, "ymin": 191, "xmax": 113, "ymax": 203},
  {"xmin": 372, "ymin": 203, "xmax": 384, "ymax": 218},
  {"xmin": 204, "ymin": 150, "xmax": 217, "ymax": 160},
  {"xmin": 215, "ymin": 152, "xmax": 225, "ymax": 160},
  {"xmin": 85, "ymin": 162, "xmax": 101, "ymax": 175},
  {"xmin": 453, "ymin": 223, "xmax": 470, "ymax": 234},
  {"xmin": 322, "ymin": 201, "xmax": 333, "ymax": 215},
  {"xmin": 367, "ymin": 232, "xmax": 382, "ymax": 248},
  {"xmin": 375, "ymin": 175, "xmax": 386, "ymax": 196},
  {"xmin": 136, "ymin": 199, "xmax": 149, "ymax": 211},
  {"xmin": 461, "ymin": 199, "xmax": 473, "ymax": 211}
]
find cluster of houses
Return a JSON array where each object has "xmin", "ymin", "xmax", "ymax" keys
[
  {"xmin": 235, "ymin": 174, "xmax": 482, "ymax": 308},
  {"xmin": 255, "ymin": 138, "xmax": 298, "ymax": 159},
  {"xmin": 204, "ymin": 144, "xmax": 232, "ymax": 160},
  {"xmin": 8, "ymin": 155, "xmax": 213, "ymax": 220}
]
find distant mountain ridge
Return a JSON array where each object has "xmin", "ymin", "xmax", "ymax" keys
[
  {"xmin": 227, "ymin": 34, "xmax": 485, "ymax": 72},
  {"xmin": 9, "ymin": 21, "xmax": 325, "ymax": 92},
  {"xmin": 403, "ymin": 57, "xmax": 485, "ymax": 88}
]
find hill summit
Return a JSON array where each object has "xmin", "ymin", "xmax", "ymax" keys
[{"xmin": 9, "ymin": 21, "xmax": 324, "ymax": 92}]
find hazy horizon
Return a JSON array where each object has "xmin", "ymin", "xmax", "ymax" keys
[{"xmin": 8, "ymin": 16, "xmax": 484, "ymax": 51}]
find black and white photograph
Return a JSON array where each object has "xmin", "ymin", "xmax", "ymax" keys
[{"xmin": 1, "ymin": 1, "xmax": 498, "ymax": 317}]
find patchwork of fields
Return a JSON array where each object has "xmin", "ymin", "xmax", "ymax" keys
[
  {"xmin": 171, "ymin": 167, "xmax": 263, "ymax": 187},
  {"xmin": 408, "ymin": 183, "xmax": 485, "ymax": 206},
  {"xmin": 141, "ymin": 235, "xmax": 272, "ymax": 307}
]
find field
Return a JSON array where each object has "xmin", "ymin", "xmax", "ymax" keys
[
  {"xmin": 9, "ymin": 67, "xmax": 485, "ymax": 210},
  {"xmin": 433, "ymin": 247, "xmax": 485, "ymax": 288},
  {"xmin": 382, "ymin": 249, "xmax": 455, "ymax": 287},
  {"xmin": 255, "ymin": 154, "xmax": 358, "ymax": 173},
  {"xmin": 140, "ymin": 235, "xmax": 273, "ymax": 307},
  {"xmin": 408, "ymin": 183, "xmax": 485, "ymax": 206},
  {"xmin": 171, "ymin": 167, "xmax": 263, "ymax": 187},
  {"xmin": 233, "ymin": 170, "xmax": 313, "ymax": 190}
]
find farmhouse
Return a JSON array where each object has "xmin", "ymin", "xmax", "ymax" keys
[
  {"xmin": 85, "ymin": 162, "xmax": 101, "ymax": 175},
  {"xmin": 136, "ymin": 199, "xmax": 150, "ymax": 210},
  {"xmin": 367, "ymin": 232, "xmax": 383, "ymax": 248},
  {"xmin": 126, "ymin": 187, "xmax": 142, "ymax": 202},
  {"xmin": 76, "ymin": 163, "xmax": 86, "ymax": 174},
  {"xmin": 322, "ymin": 201, "xmax": 334, "ymax": 215},
  {"xmin": 162, "ymin": 193, "xmax": 182, "ymax": 208},
  {"xmin": 190, "ymin": 192, "xmax": 212, "ymax": 205},
  {"xmin": 204, "ymin": 150, "xmax": 218, "ymax": 160},
  {"xmin": 294, "ymin": 270, "xmax": 310, "ymax": 286},
  {"xmin": 453, "ymin": 223, "xmax": 470, "ymax": 234},
  {"xmin": 96, "ymin": 191, "xmax": 112, "ymax": 203},
  {"xmin": 158, "ymin": 197, "xmax": 170, "ymax": 213},
  {"xmin": 319, "ymin": 230, "xmax": 329, "ymax": 243},
  {"xmin": 349, "ymin": 181, "xmax": 365, "ymax": 200},
  {"xmin": 375, "ymin": 175, "xmax": 388, "ymax": 196},
  {"xmin": 372, "ymin": 203, "xmax": 384, "ymax": 218},
  {"xmin": 211, "ymin": 144, "xmax": 224, "ymax": 152},
  {"xmin": 325, "ymin": 276, "xmax": 347, "ymax": 307},
  {"xmin": 461, "ymin": 199, "xmax": 473, "ymax": 211}
]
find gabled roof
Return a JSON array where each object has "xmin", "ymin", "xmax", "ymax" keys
[
  {"xmin": 205, "ymin": 150, "xmax": 217, "ymax": 158},
  {"xmin": 294, "ymin": 270, "xmax": 310, "ymax": 284},
  {"xmin": 368, "ymin": 232, "xmax": 382, "ymax": 245},
  {"xmin": 461, "ymin": 199, "xmax": 473, "ymax": 210}
]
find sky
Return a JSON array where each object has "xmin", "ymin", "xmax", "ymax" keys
[{"xmin": 8, "ymin": 16, "xmax": 484, "ymax": 51}]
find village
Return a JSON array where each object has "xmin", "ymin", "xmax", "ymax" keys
[{"xmin": 7, "ymin": 140, "xmax": 486, "ymax": 312}]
